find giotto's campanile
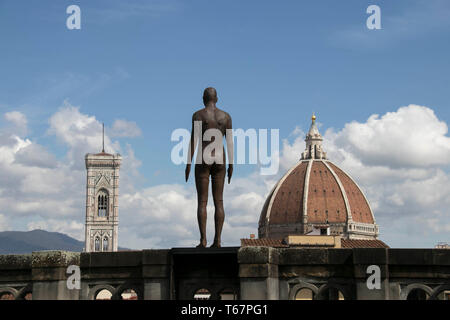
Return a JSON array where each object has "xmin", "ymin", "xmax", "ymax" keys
[{"xmin": 84, "ymin": 145, "xmax": 122, "ymax": 252}]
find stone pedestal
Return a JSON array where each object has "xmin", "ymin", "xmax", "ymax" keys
[{"xmin": 238, "ymin": 247, "xmax": 279, "ymax": 300}]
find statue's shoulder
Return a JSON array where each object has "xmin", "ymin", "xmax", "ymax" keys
[
  {"xmin": 192, "ymin": 108, "xmax": 205, "ymax": 120},
  {"xmin": 219, "ymin": 108, "xmax": 232, "ymax": 123},
  {"xmin": 215, "ymin": 107, "xmax": 230, "ymax": 118}
]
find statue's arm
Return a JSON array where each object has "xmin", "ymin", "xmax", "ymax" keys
[
  {"xmin": 185, "ymin": 113, "xmax": 200, "ymax": 181},
  {"xmin": 188, "ymin": 113, "xmax": 199, "ymax": 164},
  {"xmin": 225, "ymin": 113, "xmax": 233, "ymax": 183}
]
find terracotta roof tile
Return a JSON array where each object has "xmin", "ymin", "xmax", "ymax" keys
[
  {"xmin": 308, "ymin": 161, "xmax": 347, "ymax": 224},
  {"xmin": 341, "ymin": 239, "xmax": 389, "ymax": 248},
  {"xmin": 241, "ymin": 238, "xmax": 389, "ymax": 248},
  {"xmin": 328, "ymin": 163, "xmax": 374, "ymax": 224},
  {"xmin": 259, "ymin": 159, "xmax": 377, "ymax": 239},
  {"xmin": 240, "ymin": 238, "xmax": 288, "ymax": 248},
  {"xmin": 269, "ymin": 161, "xmax": 308, "ymax": 224}
]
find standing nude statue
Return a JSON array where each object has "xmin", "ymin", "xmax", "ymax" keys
[{"xmin": 185, "ymin": 87, "xmax": 233, "ymax": 248}]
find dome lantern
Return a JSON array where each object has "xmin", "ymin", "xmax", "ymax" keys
[{"xmin": 301, "ymin": 114, "xmax": 327, "ymax": 160}]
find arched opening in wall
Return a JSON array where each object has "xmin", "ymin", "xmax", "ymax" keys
[
  {"xmin": 103, "ymin": 237, "xmax": 109, "ymax": 252},
  {"xmin": 95, "ymin": 236, "xmax": 101, "ymax": 252},
  {"xmin": 121, "ymin": 289, "xmax": 138, "ymax": 300},
  {"xmin": 320, "ymin": 287, "xmax": 345, "ymax": 300},
  {"xmin": 97, "ymin": 189, "xmax": 109, "ymax": 217},
  {"xmin": 219, "ymin": 288, "xmax": 237, "ymax": 300},
  {"xmin": 407, "ymin": 289, "xmax": 429, "ymax": 300},
  {"xmin": 194, "ymin": 288, "xmax": 211, "ymax": 300},
  {"xmin": 95, "ymin": 289, "xmax": 112, "ymax": 300},
  {"xmin": 436, "ymin": 290, "xmax": 450, "ymax": 300},
  {"xmin": 295, "ymin": 288, "xmax": 314, "ymax": 300},
  {"xmin": 18, "ymin": 291, "xmax": 32, "ymax": 300},
  {"xmin": 0, "ymin": 292, "xmax": 15, "ymax": 300}
]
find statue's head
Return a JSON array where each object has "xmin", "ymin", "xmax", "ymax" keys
[{"xmin": 203, "ymin": 87, "xmax": 218, "ymax": 105}]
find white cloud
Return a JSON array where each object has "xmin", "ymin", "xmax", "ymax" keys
[
  {"xmin": 109, "ymin": 119, "xmax": 142, "ymax": 138},
  {"xmin": 5, "ymin": 111, "xmax": 27, "ymax": 128},
  {"xmin": 0, "ymin": 214, "xmax": 10, "ymax": 231},
  {"xmin": 328, "ymin": 105, "xmax": 450, "ymax": 168},
  {"xmin": 14, "ymin": 144, "xmax": 58, "ymax": 169},
  {"xmin": 27, "ymin": 221, "xmax": 48, "ymax": 231},
  {"xmin": 280, "ymin": 128, "xmax": 305, "ymax": 171},
  {"xmin": 4, "ymin": 111, "xmax": 27, "ymax": 136},
  {"xmin": 47, "ymin": 100, "xmax": 121, "ymax": 169},
  {"xmin": 48, "ymin": 100, "xmax": 111, "ymax": 150},
  {"xmin": 419, "ymin": 212, "xmax": 450, "ymax": 234}
]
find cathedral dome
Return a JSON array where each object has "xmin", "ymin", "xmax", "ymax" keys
[{"xmin": 258, "ymin": 115, "xmax": 379, "ymax": 240}]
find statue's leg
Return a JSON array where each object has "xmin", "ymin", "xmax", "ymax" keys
[
  {"xmin": 195, "ymin": 164, "xmax": 210, "ymax": 248},
  {"xmin": 210, "ymin": 163, "xmax": 226, "ymax": 248}
]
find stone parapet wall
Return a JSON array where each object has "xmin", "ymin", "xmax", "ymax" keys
[{"xmin": 0, "ymin": 247, "xmax": 448, "ymax": 300}]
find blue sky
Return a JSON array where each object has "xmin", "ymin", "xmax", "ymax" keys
[{"xmin": 0, "ymin": 0, "xmax": 449, "ymax": 248}]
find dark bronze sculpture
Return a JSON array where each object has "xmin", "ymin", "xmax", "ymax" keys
[{"xmin": 185, "ymin": 87, "xmax": 233, "ymax": 248}]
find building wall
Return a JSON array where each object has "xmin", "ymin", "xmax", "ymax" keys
[{"xmin": 0, "ymin": 248, "xmax": 449, "ymax": 300}]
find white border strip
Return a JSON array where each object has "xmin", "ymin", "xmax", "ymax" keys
[
  {"xmin": 302, "ymin": 159, "xmax": 313, "ymax": 226},
  {"xmin": 328, "ymin": 161, "xmax": 376, "ymax": 224},
  {"xmin": 323, "ymin": 160, "xmax": 353, "ymax": 223}
]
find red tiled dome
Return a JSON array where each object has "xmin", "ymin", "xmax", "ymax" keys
[{"xmin": 259, "ymin": 115, "xmax": 378, "ymax": 240}]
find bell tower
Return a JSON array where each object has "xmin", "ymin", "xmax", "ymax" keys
[{"xmin": 84, "ymin": 124, "xmax": 122, "ymax": 252}]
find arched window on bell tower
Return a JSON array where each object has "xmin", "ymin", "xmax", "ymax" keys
[
  {"xmin": 97, "ymin": 189, "xmax": 109, "ymax": 217},
  {"xmin": 94, "ymin": 236, "xmax": 100, "ymax": 252},
  {"xmin": 103, "ymin": 236, "xmax": 109, "ymax": 251}
]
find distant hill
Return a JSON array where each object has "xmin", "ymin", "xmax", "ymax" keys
[{"xmin": 0, "ymin": 230, "xmax": 129, "ymax": 254}]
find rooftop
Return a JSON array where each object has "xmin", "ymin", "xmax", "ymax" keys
[{"xmin": 241, "ymin": 237, "xmax": 389, "ymax": 248}]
